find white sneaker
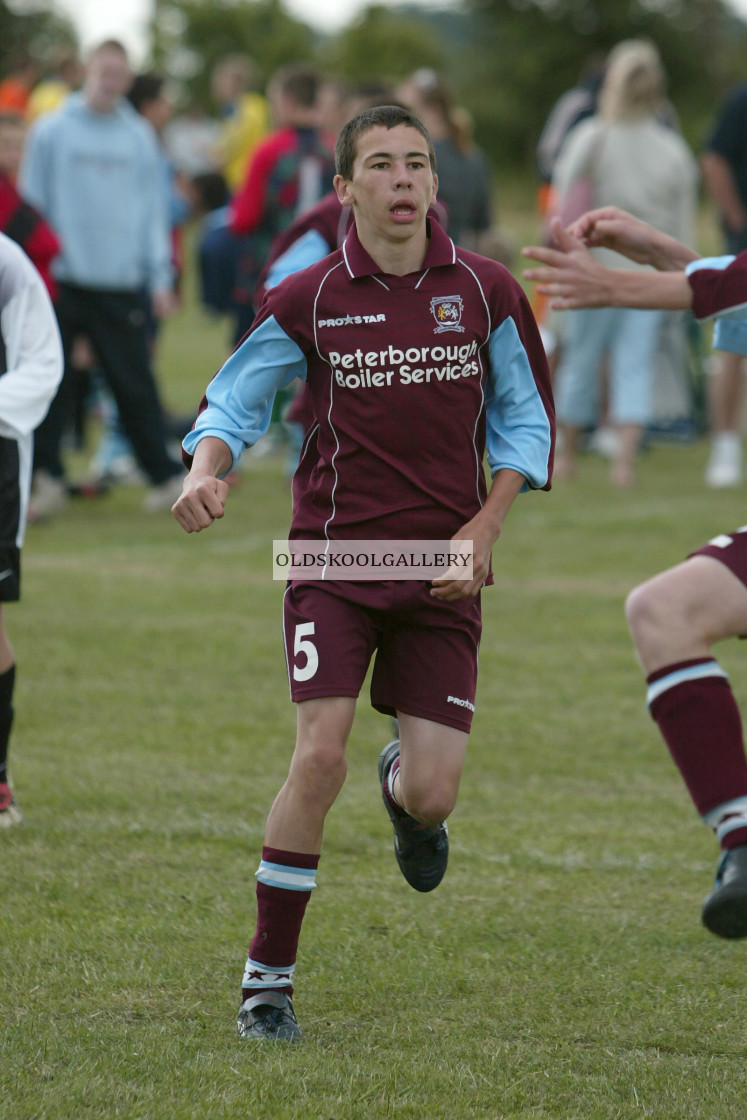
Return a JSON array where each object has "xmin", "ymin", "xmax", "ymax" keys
[
  {"xmin": 142, "ymin": 473, "xmax": 185, "ymax": 513},
  {"xmin": 705, "ymin": 432, "xmax": 743, "ymax": 488},
  {"xmin": 29, "ymin": 470, "xmax": 68, "ymax": 521}
]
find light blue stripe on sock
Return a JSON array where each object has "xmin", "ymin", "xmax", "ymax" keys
[
  {"xmin": 647, "ymin": 661, "xmax": 728, "ymax": 708},
  {"xmin": 255, "ymin": 860, "xmax": 317, "ymax": 891}
]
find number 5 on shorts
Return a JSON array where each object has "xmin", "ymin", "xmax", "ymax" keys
[{"xmin": 293, "ymin": 621, "xmax": 319, "ymax": 681}]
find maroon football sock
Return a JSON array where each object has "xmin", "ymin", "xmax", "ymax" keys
[
  {"xmin": 241, "ymin": 846, "xmax": 319, "ymax": 1001},
  {"xmin": 648, "ymin": 658, "xmax": 747, "ymax": 848}
]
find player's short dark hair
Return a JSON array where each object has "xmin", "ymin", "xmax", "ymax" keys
[{"xmin": 335, "ymin": 105, "xmax": 436, "ymax": 180}]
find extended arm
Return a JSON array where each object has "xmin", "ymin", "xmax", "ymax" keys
[
  {"xmin": 173, "ymin": 311, "xmax": 307, "ymax": 533},
  {"xmin": 522, "ymin": 214, "xmax": 696, "ymax": 311}
]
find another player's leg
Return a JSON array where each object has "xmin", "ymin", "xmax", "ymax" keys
[
  {"xmin": 237, "ymin": 695, "xmax": 355, "ymax": 1042},
  {"xmin": 379, "ymin": 714, "xmax": 467, "ymax": 892},
  {"xmin": 626, "ymin": 549, "xmax": 747, "ymax": 937},
  {"xmin": 0, "ymin": 605, "xmax": 20, "ymax": 828}
]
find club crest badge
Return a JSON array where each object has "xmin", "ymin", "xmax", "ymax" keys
[{"xmin": 430, "ymin": 294, "xmax": 465, "ymax": 333}]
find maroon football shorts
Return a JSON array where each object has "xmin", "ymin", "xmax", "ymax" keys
[
  {"xmin": 690, "ymin": 526, "xmax": 747, "ymax": 587},
  {"xmin": 282, "ymin": 579, "xmax": 482, "ymax": 732}
]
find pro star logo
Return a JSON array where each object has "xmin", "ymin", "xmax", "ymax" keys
[
  {"xmin": 430, "ymin": 294, "xmax": 465, "ymax": 334},
  {"xmin": 317, "ymin": 313, "xmax": 386, "ymax": 327}
]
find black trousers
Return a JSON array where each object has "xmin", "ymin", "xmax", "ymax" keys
[{"xmin": 34, "ymin": 284, "xmax": 180, "ymax": 485}]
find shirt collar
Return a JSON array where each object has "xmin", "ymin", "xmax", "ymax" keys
[{"xmin": 341, "ymin": 215, "xmax": 456, "ymax": 280}]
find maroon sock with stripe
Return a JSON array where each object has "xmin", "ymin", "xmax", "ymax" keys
[
  {"xmin": 647, "ymin": 658, "xmax": 747, "ymax": 848},
  {"xmin": 241, "ymin": 846, "xmax": 319, "ymax": 1002}
]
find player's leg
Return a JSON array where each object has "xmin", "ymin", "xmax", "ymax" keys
[
  {"xmin": 238, "ymin": 584, "xmax": 376, "ymax": 1041},
  {"xmin": 374, "ymin": 585, "xmax": 478, "ymax": 892},
  {"xmin": 393, "ymin": 713, "xmax": 467, "ymax": 826},
  {"xmin": 377, "ymin": 715, "xmax": 466, "ymax": 893},
  {"xmin": 626, "ymin": 542, "xmax": 747, "ymax": 937},
  {"xmin": 0, "ymin": 453, "xmax": 22, "ymax": 825},
  {"xmin": 0, "ymin": 605, "xmax": 18, "ymax": 827}
]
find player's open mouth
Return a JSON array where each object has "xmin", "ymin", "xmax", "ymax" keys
[{"xmin": 390, "ymin": 202, "xmax": 416, "ymax": 220}]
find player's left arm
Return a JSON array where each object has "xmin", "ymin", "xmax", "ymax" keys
[
  {"xmin": 431, "ymin": 291, "xmax": 555, "ymax": 602},
  {"xmin": 429, "ymin": 467, "xmax": 526, "ymax": 601}
]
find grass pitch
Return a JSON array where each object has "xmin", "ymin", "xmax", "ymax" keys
[{"xmin": 3, "ymin": 287, "xmax": 747, "ymax": 1120}]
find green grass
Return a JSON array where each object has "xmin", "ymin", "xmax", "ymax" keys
[{"xmin": 3, "ymin": 213, "xmax": 747, "ymax": 1119}]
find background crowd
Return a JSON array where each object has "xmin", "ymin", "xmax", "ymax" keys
[{"xmin": 2, "ymin": 5, "xmax": 747, "ymax": 523}]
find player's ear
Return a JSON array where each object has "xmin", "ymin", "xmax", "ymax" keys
[
  {"xmin": 334, "ymin": 174, "xmax": 354, "ymax": 208},
  {"xmin": 430, "ymin": 172, "xmax": 438, "ymax": 205}
]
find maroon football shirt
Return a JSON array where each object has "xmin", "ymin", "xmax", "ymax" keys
[{"xmin": 258, "ymin": 219, "xmax": 554, "ymax": 543}]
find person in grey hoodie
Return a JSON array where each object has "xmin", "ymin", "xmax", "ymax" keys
[{"xmin": 19, "ymin": 39, "xmax": 183, "ymax": 516}]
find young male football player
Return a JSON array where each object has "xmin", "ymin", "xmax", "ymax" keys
[
  {"xmin": 173, "ymin": 105, "xmax": 555, "ymax": 1041},
  {"xmin": 524, "ymin": 207, "xmax": 747, "ymax": 939}
]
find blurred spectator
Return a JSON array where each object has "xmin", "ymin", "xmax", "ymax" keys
[
  {"xmin": 700, "ymin": 84, "xmax": 747, "ymax": 487},
  {"xmin": 26, "ymin": 47, "xmax": 81, "ymax": 122},
  {"xmin": 396, "ymin": 69, "xmax": 493, "ymax": 250},
  {"xmin": 229, "ymin": 63, "xmax": 336, "ymax": 341},
  {"xmin": 163, "ymin": 101, "xmax": 221, "ymax": 177},
  {"xmin": 127, "ymin": 73, "xmax": 191, "ymax": 306},
  {"xmin": 211, "ymin": 54, "xmax": 269, "ymax": 192},
  {"xmin": 536, "ymin": 55, "xmax": 607, "ymax": 188},
  {"xmin": 88, "ymin": 71, "xmax": 193, "ymax": 486},
  {"xmin": 19, "ymin": 39, "xmax": 183, "ymax": 518},
  {"xmin": 0, "ymin": 112, "xmax": 60, "ymax": 298},
  {"xmin": 0, "ymin": 53, "xmax": 39, "ymax": 115},
  {"xmin": 551, "ymin": 39, "xmax": 698, "ymax": 487},
  {"xmin": 530, "ymin": 56, "xmax": 606, "ymax": 366}
]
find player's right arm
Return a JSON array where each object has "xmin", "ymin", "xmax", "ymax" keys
[
  {"xmin": 174, "ymin": 305, "xmax": 308, "ymax": 533},
  {"xmin": 172, "ymin": 436, "xmax": 232, "ymax": 533}
]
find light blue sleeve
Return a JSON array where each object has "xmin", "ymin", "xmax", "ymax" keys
[
  {"xmin": 485, "ymin": 317, "xmax": 553, "ymax": 491},
  {"xmin": 183, "ymin": 315, "xmax": 307, "ymax": 470},
  {"xmin": 265, "ymin": 229, "xmax": 331, "ymax": 290}
]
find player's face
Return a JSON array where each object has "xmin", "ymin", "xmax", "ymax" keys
[{"xmin": 335, "ymin": 124, "xmax": 438, "ymax": 248}]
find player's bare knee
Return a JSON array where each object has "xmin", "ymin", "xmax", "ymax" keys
[
  {"xmin": 403, "ymin": 784, "xmax": 457, "ymax": 826},
  {"xmin": 625, "ymin": 580, "xmax": 667, "ymax": 649},
  {"xmin": 291, "ymin": 739, "xmax": 347, "ymax": 800}
]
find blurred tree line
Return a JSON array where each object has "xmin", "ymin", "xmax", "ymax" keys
[
  {"xmin": 0, "ymin": 0, "xmax": 76, "ymax": 71},
  {"xmin": 149, "ymin": 0, "xmax": 747, "ymax": 172},
  {"xmin": 3, "ymin": 0, "xmax": 747, "ymax": 174}
]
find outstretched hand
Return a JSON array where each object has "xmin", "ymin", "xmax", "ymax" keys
[{"xmin": 522, "ymin": 218, "xmax": 615, "ymax": 310}]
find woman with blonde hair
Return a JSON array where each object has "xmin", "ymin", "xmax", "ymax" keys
[{"xmin": 550, "ymin": 39, "xmax": 698, "ymax": 485}]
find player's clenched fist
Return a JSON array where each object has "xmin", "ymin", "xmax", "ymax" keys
[{"xmin": 172, "ymin": 474, "xmax": 229, "ymax": 533}]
